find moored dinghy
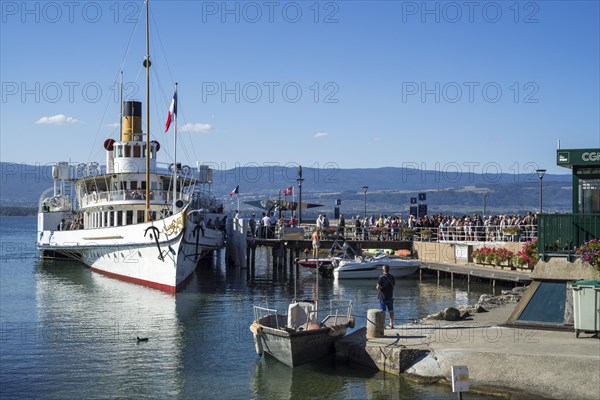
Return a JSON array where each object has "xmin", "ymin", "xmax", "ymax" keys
[{"xmin": 250, "ymin": 299, "xmax": 354, "ymax": 367}]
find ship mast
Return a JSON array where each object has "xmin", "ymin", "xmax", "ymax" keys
[{"xmin": 144, "ymin": 0, "xmax": 151, "ymax": 222}]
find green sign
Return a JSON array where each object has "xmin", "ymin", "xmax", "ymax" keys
[{"xmin": 557, "ymin": 149, "xmax": 600, "ymax": 167}]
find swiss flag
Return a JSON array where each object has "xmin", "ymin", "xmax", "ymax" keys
[{"xmin": 282, "ymin": 186, "xmax": 294, "ymax": 196}]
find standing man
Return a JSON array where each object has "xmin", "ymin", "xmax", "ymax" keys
[
  {"xmin": 311, "ymin": 228, "xmax": 320, "ymax": 258},
  {"xmin": 376, "ymin": 265, "xmax": 396, "ymax": 329},
  {"xmin": 338, "ymin": 214, "xmax": 345, "ymax": 236}
]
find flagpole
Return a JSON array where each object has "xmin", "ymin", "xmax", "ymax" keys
[
  {"xmin": 144, "ymin": 0, "xmax": 151, "ymax": 222},
  {"xmin": 172, "ymin": 83, "xmax": 178, "ymax": 210},
  {"xmin": 237, "ymin": 191, "xmax": 240, "ymax": 214}
]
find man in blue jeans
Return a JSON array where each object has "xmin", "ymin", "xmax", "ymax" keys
[{"xmin": 376, "ymin": 265, "xmax": 396, "ymax": 328}]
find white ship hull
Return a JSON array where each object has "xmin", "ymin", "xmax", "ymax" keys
[{"xmin": 37, "ymin": 209, "xmax": 224, "ymax": 293}]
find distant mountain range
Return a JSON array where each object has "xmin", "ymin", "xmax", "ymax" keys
[{"xmin": 0, "ymin": 162, "xmax": 572, "ymax": 216}]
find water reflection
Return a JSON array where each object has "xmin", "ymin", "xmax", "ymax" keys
[{"xmin": 34, "ymin": 258, "xmax": 184, "ymax": 398}]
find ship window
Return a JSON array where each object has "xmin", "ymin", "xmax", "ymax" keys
[
  {"xmin": 151, "ymin": 211, "xmax": 156, "ymax": 221},
  {"xmin": 141, "ymin": 181, "xmax": 147, "ymax": 190},
  {"xmin": 108, "ymin": 212, "xmax": 113, "ymax": 226},
  {"xmin": 116, "ymin": 211, "xmax": 123, "ymax": 226},
  {"xmin": 133, "ymin": 145, "xmax": 141, "ymax": 158},
  {"xmin": 151, "ymin": 181, "xmax": 158, "ymax": 190},
  {"xmin": 124, "ymin": 145, "xmax": 131, "ymax": 157},
  {"xmin": 142, "ymin": 145, "xmax": 147, "ymax": 158},
  {"xmin": 116, "ymin": 145, "xmax": 123, "ymax": 158},
  {"xmin": 126, "ymin": 210, "xmax": 133, "ymax": 225},
  {"xmin": 131, "ymin": 181, "xmax": 138, "ymax": 190},
  {"xmin": 137, "ymin": 210, "xmax": 145, "ymax": 223}
]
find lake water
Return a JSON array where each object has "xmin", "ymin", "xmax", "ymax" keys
[{"xmin": 0, "ymin": 216, "xmax": 498, "ymax": 399}]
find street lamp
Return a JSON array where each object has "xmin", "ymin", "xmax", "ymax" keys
[
  {"xmin": 297, "ymin": 166, "xmax": 304, "ymax": 226},
  {"xmin": 483, "ymin": 192, "xmax": 487, "ymax": 215},
  {"xmin": 536, "ymin": 169, "xmax": 546, "ymax": 214},
  {"xmin": 362, "ymin": 186, "xmax": 368, "ymax": 220}
]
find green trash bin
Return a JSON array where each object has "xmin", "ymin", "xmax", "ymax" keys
[{"xmin": 571, "ymin": 280, "xmax": 600, "ymax": 338}]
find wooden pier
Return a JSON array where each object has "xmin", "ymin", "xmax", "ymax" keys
[
  {"xmin": 422, "ymin": 262, "xmax": 531, "ymax": 283},
  {"xmin": 227, "ymin": 221, "xmax": 532, "ymax": 288},
  {"xmin": 243, "ymin": 237, "xmax": 412, "ymax": 269}
]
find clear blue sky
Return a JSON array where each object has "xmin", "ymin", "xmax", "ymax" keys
[{"xmin": 1, "ymin": 0, "xmax": 599, "ymax": 175}]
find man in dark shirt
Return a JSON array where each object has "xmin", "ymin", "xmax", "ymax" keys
[{"xmin": 376, "ymin": 265, "xmax": 396, "ymax": 328}]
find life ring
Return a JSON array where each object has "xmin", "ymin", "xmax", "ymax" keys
[
  {"xmin": 50, "ymin": 195, "xmax": 62, "ymax": 207},
  {"xmin": 76, "ymin": 163, "xmax": 87, "ymax": 177},
  {"xmin": 181, "ymin": 165, "xmax": 191, "ymax": 175},
  {"xmin": 88, "ymin": 162, "xmax": 99, "ymax": 175}
]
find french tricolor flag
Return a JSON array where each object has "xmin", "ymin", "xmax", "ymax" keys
[{"xmin": 165, "ymin": 89, "xmax": 177, "ymax": 132}]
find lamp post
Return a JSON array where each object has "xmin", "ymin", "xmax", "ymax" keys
[
  {"xmin": 362, "ymin": 186, "xmax": 368, "ymax": 220},
  {"xmin": 536, "ymin": 169, "xmax": 546, "ymax": 214},
  {"xmin": 483, "ymin": 192, "xmax": 487, "ymax": 215},
  {"xmin": 297, "ymin": 166, "xmax": 304, "ymax": 226}
]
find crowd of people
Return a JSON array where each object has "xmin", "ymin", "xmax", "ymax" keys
[
  {"xmin": 244, "ymin": 210, "xmax": 539, "ymax": 243},
  {"xmin": 247, "ymin": 211, "xmax": 298, "ymax": 239},
  {"xmin": 336, "ymin": 212, "xmax": 538, "ymax": 242}
]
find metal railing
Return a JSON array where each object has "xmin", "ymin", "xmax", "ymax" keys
[
  {"xmin": 80, "ymin": 189, "xmax": 191, "ymax": 207},
  {"xmin": 282, "ymin": 224, "xmax": 537, "ymax": 243},
  {"xmin": 538, "ymin": 213, "xmax": 600, "ymax": 255}
]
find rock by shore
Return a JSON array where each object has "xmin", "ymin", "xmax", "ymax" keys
[{"xmin": 422, "ymin": 285, "xmax": 527, "ymax": 321}]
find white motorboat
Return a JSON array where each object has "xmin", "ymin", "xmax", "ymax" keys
[
  {"xmin": 333, "ymin": 253, "xmax": 420, "ymax": 280},
  {"xmin": 35, "ymin": 1, "xmax": 225, "ymax": 293}
]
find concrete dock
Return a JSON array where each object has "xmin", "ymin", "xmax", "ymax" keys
[{"xmin": 336, "ymin": 303, "xmax": 600, "ymax": 399}]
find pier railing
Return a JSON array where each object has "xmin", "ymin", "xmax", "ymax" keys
[
  {"xmin": 538, "ymin": 213, "xmax": 600, "ymax": 256},
  {"xmin": 254, "ymin": 224, "xmax": 538, "ymax": 243}
]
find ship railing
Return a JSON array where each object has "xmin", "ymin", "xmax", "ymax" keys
[
  {"xmin": 63, "ymin": 161, "xmax": 208, "ymax": 181},
  {"xmin": 319, "ymin": 299, "xmax": 353, "ymax": 324},
  {"xmin": 80, "ymin": 189, "xmax": 191, "ymax": 207},
  {"xmin": 295, "ymin": 224, "xmax": 538, "ymax": 243},
  {"xmin": 253, "ymin": 305, "xmax": 282, "ymax": 330}
]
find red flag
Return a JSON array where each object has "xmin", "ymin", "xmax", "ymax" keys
[
  {"xmin": 165, "ymin": 89, "xmax": 177, "ymax": 132},
  {"xmin": 282, "ymin": 186, "xmax": 294, "ymax": 196},
  {"xmin": 229, "ymin": 185, "xmax": 239, "ymax": 197}
]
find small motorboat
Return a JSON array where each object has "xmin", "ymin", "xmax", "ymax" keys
[
  {"xmin": 333, "ymin": 253, "xmax": 420, "ymax": 280},
  {"xmin": 295, "ymin": 257, "xmax": 335, "ymax": 270},
  {"xmin": 250, "ymin": 300, "xmax": 354, "ymax": 367}
]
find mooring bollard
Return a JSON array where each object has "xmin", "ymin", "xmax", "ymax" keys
[{"xmin": 367, "ymin": 309, "xmax": 385, "ymax": 338}]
